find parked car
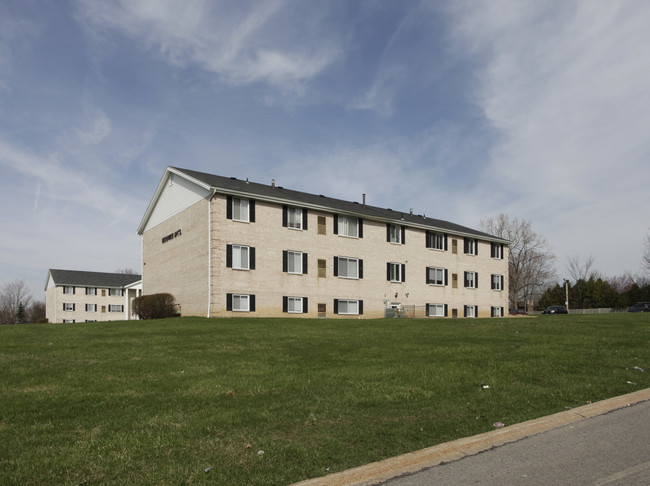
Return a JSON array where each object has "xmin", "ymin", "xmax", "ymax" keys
[
  {"xmin": 542, "ymin": 305, "xmax": 568, "ymax": 314},
  {"xmin": 628, "ymin": 302, "xmax": 650, "ymax": 312}
]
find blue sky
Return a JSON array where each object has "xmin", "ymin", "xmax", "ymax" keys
[{"xmin": 1, "ymin": 0, "xmax": 649, "ymax": 300}]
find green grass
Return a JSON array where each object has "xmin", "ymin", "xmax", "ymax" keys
[{"xmin": 1, "ymin": 314, "xmax": 648, "ymax": 485}]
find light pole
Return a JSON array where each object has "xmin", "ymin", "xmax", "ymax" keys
[{"xmin": 564, "ymin": 279, "xmax": 570, "ymax": 313}]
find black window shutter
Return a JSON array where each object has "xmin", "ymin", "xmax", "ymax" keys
[
  {"xmin": 401, "ymin": 226, "xmax": 406, "ymax": 244},
  {"xmin": 401, "ymin": 264, "xmax": 406, "ymax": 282},
  {"xmin": 302, "ymin": 253, "xmax": 308, "ymax": 274},
  {"xmin": 426, "ymin": 304, "xmax": 430, "ymax": 316},
  {"xmin": 226, "ymin": 294, "xmax": 233, "ymax": 311},
  {"xmin": 249, "ymin": 200, "xmax": 255, "ymax": 222},
  {"xmin": 501, "ymin": 307, "xmax": 504, "ymax": 317},
  {"xmin": 475, "ymin": 273, "xmax": 478, "ymax": 288},
  {"xmin": 444, "ymin": 269, "xmax": 448, "ymax": 286},
  {"xmin": 282, "ymin": 251, "xmax": 288, "ymax": 272},
  {"xmin": 359, "ymin": 219, "xmax": 363, "ymax": 238},
  {"xmin": 491, "ymin": 276, "xmax": 495, "ymax": 290},
  {"xmin": 333, "ymin": 257, "xmax": 339, "ymax": 277},
  {"xmin": 282, "ymin": 206, "xmax": 288, "ymax": 227},
  {"xmin": 426, "ymin": 267, "xmax": 431, "ymax": 284},
  {"xmin": 501, "ymin": 275, "xmax": 505, "ymax": 289},
  {"xmin": 226, "ymin": 244, "xmax": 233, "ymax": 268},
  {"xmin": 358, "ymin": 259, "xmax": 363, "ymax": 279},
  {"xmin": 444, "ymin": 234, "xmax": 448, "ymax": 251},
  {"xmin": 464, "ymin": 305, "xmax": 468, "ymax": 317},
  {"xmin": 73, "ymin": 303, "xmax": 75, "ymax": 311},
  {"xmin": 283, "ymin": 296, "xmax": 288, "ymax": 313},
  {"xmin": 73, "ymin": 287, "xmax": 76, "ymax": 295},
  {"xmin": 303, "ymin": 297, "xmax": 308, "ymax": 313},
  {"xmin": 226, "ymin": 196, "xmax": 233, "ymax": 219},
  {"xmin": 387, "ymin": 224, "xmax": 391, "ymax": 242},
  {"xmin": 250, "ymin": 295, "xmax": 256, "ymax": 312},
  {"xmin": 464, "ymin": 238, "xmax": 469, "ymax": 254},
  {"xmin": 302, "ymin": 209, "xmax": 308, "ymax": 230},
  {"xmin": 444, "ymin": 304, "xmax": 448, "ymax": 317},
  {"xmin": 425, "ymin": 231, "xmax": 431, "ymax": 248},
  {"xmin": 250, "ymin": 247, "xmax": 256, "ymax": 270},
  {"xmin": 333, "ymin": 215, "xmax": 338, "ymax": 234},
  {"xmin": 359, "ymin": 300, "xmax": 363, "ymax": 315},
  {"xmin": 491, "ymin": 242, "xmax": 495, "ymax": 258},
  {"xmin": 475, "ymin": 306, "xmax": 478, "ymax": 317},
  {"xmin": 464, "ymin": 272, "xmax": 469, "ymax": 287},
  {"xmin": 334, "ymin": 299, "xmax": 339, "ymax": 314},
  {"xmin": 387, "ymin": 262, "xmax": 391, "ymax": 281},
  {"xmin": 475, "ymin": 240, "xmax": 478, "ymax": 255}
]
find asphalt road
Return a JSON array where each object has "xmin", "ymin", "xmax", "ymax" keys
[{"xmin": 381, "ymin": 399, "xmax": 650, "ymax": 486}]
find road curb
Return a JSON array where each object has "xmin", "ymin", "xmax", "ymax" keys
[{"xmin": 291, "ymin": 388, "xmax": 650, "ymax": 486}]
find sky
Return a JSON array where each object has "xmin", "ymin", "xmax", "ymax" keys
[{"xmin": 1, "ymin": 0, "xmax": 649, "ymax": 301}]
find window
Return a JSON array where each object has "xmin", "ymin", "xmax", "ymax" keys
[
  {"xmin": 387, "ymin": 224, "xmax": 405, "ymax": 244},
  {"xmin": 452, "ymin": 239, "xmax": 458, "ymax": 254},
  {"xmin": 452, "ymin": 273, "xmax": 458, "ymax": 289},
  {"xmin": 85, "ymin": 304, "xmax": 97, "ymax": 312},
  {"xmin": 334, "ymin": 299, "xmax": 363, "ymax": 315},
  {"xmin": 491, "ymin": 242, "xmax": 504, "ymax": 259},
  {"xmin": 491, "ymin": 306, "xmax": 504, "ymax": 318},
  {"xmin": 426, "ymin": 267, "xmax": 448, "ymax": 286},
  {"xmin": 464, "ymin": 271, "xmax": 478, "ymax": 288},
  {"xmin": 464, "ymin": 305, "xmax": 477, "ymax": 318},
  {"xmin": 334, "ymin": 256, "xmax": 362, "ymax": 279},
  {"xmin": 283, "ymin": 296, "xmax": 308, "ymax": 314},
  {"xmin": 283, "ymin": 251, "xmax": 307, "ymax": 274},
  {"xmin": 108, "ymin": 305, "xmax": 124, "ymax": 312},
  {"xmin": 101, "ymin": 306, "xmax": 106, "ymax": 313},
  {"xmin": 227, "ymin": 244, "xmax": 255, "ymax": 270},
  {"xmin": 63, "ymin": 303, "xmax": 75, "ymax": 311},
  {"xmin": 63, "ymin": 286, "xmax": 75, "ymax": 295},
  {"xmin": 426, "ymin": 304, "xmax": 448, "ymax": 317},
  {"xmin": 227, "ymin": 293, "xmax": 256, "ymax": 312},
  {"xmin": 318, "ymin": 303, "xmax": 327, "ymax": 317},
  {"xmin": 85, "ymin": 287, "xmax": 97, "ymax": 295},
  {"xmin": 318, "ymin": 259, "xmax": 326, "ymax": 278},
  {"xmin": 101, "ymin": 289, "xmax": 106, "ymax": 297},
  {"xmin": 109, "ymin": 288, "xmax": 124, "ymax": 297},
  {"xmin": 334, "ymin": 215, "xmax": 362, "ymax": 238},
  {"xmin": 283, "ymin": 206, "xmax": 307, "ymax": 230},
  {"xmin": 227, "ymin": 196, "xmax": 255, "ymax": 222},
  {"xmin": 426, "ymin": 232, "xmax": 447, "ymax": 251},
  {"xmin": 387, "ymin": 262, "xmax": 406, "ymax": 282},
  {"xmin": 318, "ymin": 216, "xmax": 326, "ymax": 235},
  {"xmin": 491, "ymin": 274, "xmax": 505, "ymax": 291},
  {"xmin": 63, "ymin": 319, "xmax": 75, "ymax": 323},
  {"xmin": 464, "ymin": 238, "xmax": 478, "ymax": 255}
]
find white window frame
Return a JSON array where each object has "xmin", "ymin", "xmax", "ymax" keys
[
  {"xmin": 427, "ymin": 304, "xmax": 445, "ymax": 317},
  {"xmin": 465, "ymin": 271, "xmax": 477, "ymax": 289},
  {"xmin": 465, "ymin": 238, "xmax": 477, "ymax": 255},
  {"xmin": 232, "ymin": 294, "xmax": 249, "ymax": 312},
  {"xmin": 492, "ymin": 307, "xmax": 503, "ymax": 317},
  {"xmin": 63, "ymin": 319, "xmax": 75, "ymax": 323},
  {"xmin": 492, "ymin": 243, "xmax": 503, "ymax": 259},
  {"xmin": 287, "ymin": 251, "xmax": 303, "ymax": 274},
  {"xmin": 492, "ymin": 274, "xmax": 503, "ymax": 291},
  {"xmin": 388, "ymin": 224, "xmax": 402, "ymax": 244},
  {"xmin": 339, "ymin": 216, "xmax": 359, "ymax": 238},
  {"xmin": 108, "ymin": 304, "xmax": 124, "ymax": 312},
  {"xmin": 85, "ymin": 304, "xmax": 97, "ymax": 312},
  {"xmin": 287, "ymin": 207, "xmax": 302, "ymax": 230},
  {"xmin": 287, "ymin": 296, "xmax": 303, "ymax": 314},
  {"xmin": 85, "ymin": 287, "xmax": 96, "ymax": 295},
  {"xmin": 63, "ymin": 286, "xmax": 74, "ymax": 295},
  {"xmin": 338, "ymin": 299, "xmax": 359, "ymax": 315},
  {"xmin": 232, "ymin": 245, "xmax": 250, "ymax": 270},
  {"xmin": 338, "ymin": 257, "xmax": 359, "ymax": 279},
  {"xmin": 63, "ymin": 303, "xmax": 74, "ymax": 312},
  {"xmin": 428, "ymin": 232, "xmax": 445, "ymax": 250},
  {"xmin": 108, "ymin": 288, "xmax": 124, "ymax": 297},
  {"xmin": 232, "ymin": 197, "xmax": 250, "ymax": 222},
  {"xmin": 465, "ymin": 305, "xmax": 477, "ymax": 318},
  {"xmin": 389, "ymin": 262, "xmax": 402, "ymax": 282},
  {"xmin": 428, "ymin": 267, "xmax": 445, "ymax": 286}
]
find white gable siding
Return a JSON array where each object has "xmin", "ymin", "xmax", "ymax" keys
[{"xmin": 144, "ymin": 173, "xmax": 212, "ymax": 232}]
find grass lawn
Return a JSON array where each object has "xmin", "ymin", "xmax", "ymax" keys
[{"xmin": 1, "ymin": 314, "xmax": 648, "ymax": 485}]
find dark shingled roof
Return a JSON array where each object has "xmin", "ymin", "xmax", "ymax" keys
[
  {"xmin": 172, "ymin": 167, "xmax": 507, "ymax": 242},
  {"xmin": 47, "ymin": 269, "xmax": 141, "ymax": 289}
]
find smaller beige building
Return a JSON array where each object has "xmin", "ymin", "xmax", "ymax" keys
[{"xmin": 45, "ymin": 269, "xmax": 142, "ymax": 323}]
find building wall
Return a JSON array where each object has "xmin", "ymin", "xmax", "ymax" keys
[
  {"xmin": 207, "ymin": 194, "xmax": 509, "ymax": 318},
  {"xmin": 46, "ymin": 286, "xmax": 134, "ymax": 323},
  {"xmin": 142, "ymin": 198, "xmax": 210, "ymax": 317}
]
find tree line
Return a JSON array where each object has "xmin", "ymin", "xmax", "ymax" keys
[{"xmin": 0, "ymin": 280, "xmax": 45, "ymax": 324}]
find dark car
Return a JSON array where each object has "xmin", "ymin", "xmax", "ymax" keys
[
  {"xmin": 542, "ymin": 305, "xmax": 568, "ymax": 314},
  {"xmin": 628, "ymin": 302, "xmax": 650, "ymax": 312}
]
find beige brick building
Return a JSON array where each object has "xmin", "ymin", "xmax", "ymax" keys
[
  {"xmin": 45, "ymin": 269, "xmax": 142, "ymax": 323},
  {"xmin": 137, "ymin": 167, "xmax": 510, "ymax": 319}
]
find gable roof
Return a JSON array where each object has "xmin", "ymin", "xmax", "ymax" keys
[
  {"xmin": 45, "ymin": 269, "xmax": 142, "ymax": 291},
  {"xmin": 138, "ymin": 166, "xmax": 509, "ymax": 244}
]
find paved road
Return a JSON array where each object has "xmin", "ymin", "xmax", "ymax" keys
[{"xmin": 381, "ymin": 399, "xmax": 650, "ymax": 486}]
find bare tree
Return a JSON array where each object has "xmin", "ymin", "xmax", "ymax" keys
[
  {"xmin": 0, "ymin": 279, "xmax": 33, "ymax": 324},
  {"xmin": 567, "ymin": 255, "xmax": 600, "ymax": 282},
  {"xmin": 480, "ymin": 213, "xmax": 556, "ymax": 311}
]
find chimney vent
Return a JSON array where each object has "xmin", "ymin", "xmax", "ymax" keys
[
  {"xmin": 362, "ymin": 193, "xmax": 366, "ymax": 206},
  {"xmin": 271, "ymin": 179, "xmax": 275, "ymax": 188}
]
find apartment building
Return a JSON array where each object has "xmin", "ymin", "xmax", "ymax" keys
[
  {"xmin": 45, "ymin": 269, "xmax": 142, "ymax": 323},
  {"xmin": 137, "ymin": 167, "xmax": 509, "ymax": 319}
]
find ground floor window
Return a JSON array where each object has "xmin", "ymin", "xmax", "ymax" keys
[
  {"xmin": 226, "ymin": 293, "xmax": 256, "ymax": 312},
  {"xmin": 426, "ymin": 303, "xmax": 448, "ymax": 317},
  {"xmin": 85, "ymin": 304, "xmax": 97, "ymax": 312},
  {"xmin": 334, "ymin": 299, "xmax": 363, "ymax": 315},
  {"xmin": 491, "ymin": 306, "xmax": 504, "ymax": 317},
  {"xmin": 283, "ymin": 296, "xmax": 308, "ymax": 314},
  {"xmin": 108, "ymin": 305, "xmax": 124, "ymax": 312},
  {"xmin": 464, "ymin": 305, "xmax": 478, "ymax": 318}
]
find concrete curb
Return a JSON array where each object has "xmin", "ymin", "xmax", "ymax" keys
[{"xmin": 292, "ymin": 388, "xmax": 650, "ymax": 486}]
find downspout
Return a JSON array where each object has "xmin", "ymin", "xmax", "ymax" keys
[{"xmin": 207, "ymin": 190, "xmax": 217, "ymax": 318}]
